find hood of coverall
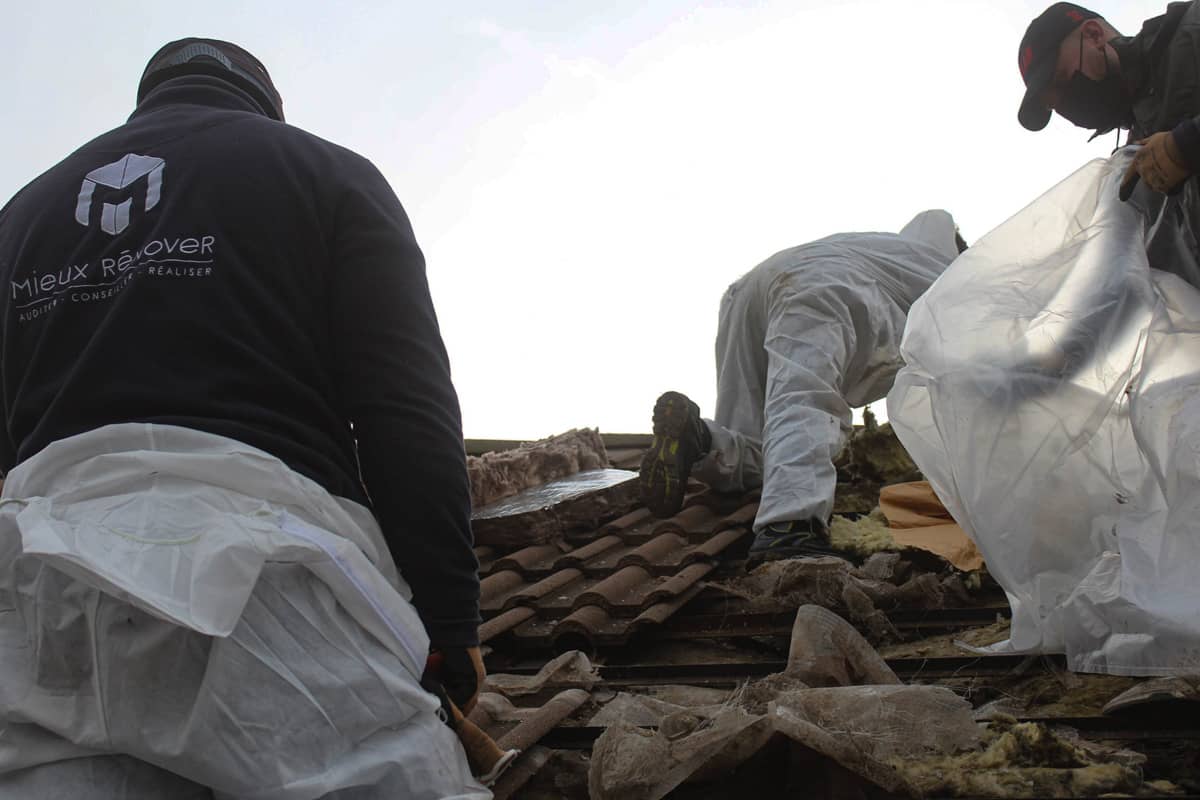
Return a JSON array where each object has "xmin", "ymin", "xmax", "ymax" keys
[{"xmin": 899, "ymin": 210, "xmax": 960, "ymax": 264}]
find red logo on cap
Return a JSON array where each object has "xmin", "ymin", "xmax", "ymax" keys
[
  {"xmin": 1066, "ymin": 9, "xmax": 1084, "ymax": 21},
  {"xmin": 1020, "ymin": 46, "xmax": 1034, "ymax": 77}
]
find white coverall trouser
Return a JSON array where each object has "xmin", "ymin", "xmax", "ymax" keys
[
  {"xmin": 691, "ymin": 211, "xmax": 959, "ymax": 532},
  {"xmin": 0, "ymin": 423, "xmax": 489, "ymax": 800}
]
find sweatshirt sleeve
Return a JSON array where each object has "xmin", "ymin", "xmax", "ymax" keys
[
  {"xmin": 328, "ymin": 155, "xmax": 480, "ymax": 648},
  {"xmin": 1172, "ymin": 118, "xmax": 1200, "ymax": 173}
]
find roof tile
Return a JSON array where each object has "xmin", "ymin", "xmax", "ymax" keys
[
  {"xmin": 574, "ymin": 565, "xmax": 654, "ymax": 611},
  {"xmin": 651, "ymin": 503, "xmax": 724, "ymax": 538},
  {"xmin": 617, "ymin": 532, "xmax": 689, "ymax": 569},
  {"xmin": 476, "ymin": 491, "xmax": 754, "ymax": 649},
  {"xmin": 480, "ymin": 570, "xmax": 526, "ymax": 609},
  {"xmin": 479, "ymin": 606, "xmax": 537, "ymax": 642},
  {"xmin": 495, "ymin": 688, "xmax": 591, "ymax": 753}
]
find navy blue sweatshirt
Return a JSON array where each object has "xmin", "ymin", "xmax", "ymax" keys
[{"xmin": 0, "ymin": 75, "xmax": 480, "ymax": 647}]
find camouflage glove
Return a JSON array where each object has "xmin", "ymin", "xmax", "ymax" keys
[{"xmin": 1121, "ymin": 131, "xmax": 1191, "ymax": 200}]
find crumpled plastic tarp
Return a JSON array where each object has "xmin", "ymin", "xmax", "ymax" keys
[
  {"xmin": 0, "ymin": 423, "xmax": 487, "ymax": 799},
  {"xmin": 888, "ymin": 150, "xmax": 1200, "ymax": 676},
  {"xmin": 587, "ymin": 606, "xmax": 979, "ymax": 800}
]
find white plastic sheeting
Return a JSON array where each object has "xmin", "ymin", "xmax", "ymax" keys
[
  {"xmin": 888, "ymin": 151, "xmax": 1200, "ymax": 676},
  {"xmin": 694, "ymin": 211, "xmax": 960, "ymax": 531},
  {"xmin": 0, "ymin": 423, "xmax": 489, "ymax": 798}
]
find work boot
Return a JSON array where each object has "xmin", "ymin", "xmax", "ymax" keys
[
  {"xmin": 639, "ymin": 391, "xmax": 712, "ymax": 518},
  {"xmin": 745, "ymin": 518, "xmax": 843, "ymax": 569}
]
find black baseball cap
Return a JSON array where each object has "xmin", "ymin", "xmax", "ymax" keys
[
  {"xmin": 138, "ymin": 38, "xmax": 284, "ymax": 122},
  {"xmin": 1017, "ymin": 3, "xmax": 1102, "ymax": 131}
]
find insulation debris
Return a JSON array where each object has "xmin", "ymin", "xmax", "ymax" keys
[
  {"xmin": 889, "ymin": 718, "xmax": 1156, "ymax": 798},
  {"xmin": 834, "ymin": 411, "xmax": 922, "ymax": 486},
  {"xmin": 467, "ymin": 428, "xmax": 609, "ymax": 509},
  {"xmin": 714, "ymin": 554, "xmax": 974, "ymax": 643},
  {"xmin": 829, "ymin": 509, "xmax": 897, "ymax": 557}
]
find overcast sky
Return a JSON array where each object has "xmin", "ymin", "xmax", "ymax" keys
[{"xmin": 2, "ymin": 0, "xmax": 1164, "ymax": 438}]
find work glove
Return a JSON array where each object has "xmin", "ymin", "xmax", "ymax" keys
[
  {"xmin": 424, "ymin": 646, "xmax": 486, "ymax": 716},
  {"xmin": 1120, "ymin": 131, "xmax": 1192, "ymax": 200}
]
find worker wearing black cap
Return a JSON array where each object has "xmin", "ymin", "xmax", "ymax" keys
[
  {"xmin": 0, "ymin": 38, "xmax": 489, "ymax": 798},
  {"xmin": 1017, "ymin": 2, "xmax": 1200, "ymax": 199}
]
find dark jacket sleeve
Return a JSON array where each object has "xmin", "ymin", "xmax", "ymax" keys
[
  {"xmin": 328, "ymin": 155, "xmax": 480, "ymax": 648},
  {"xmin": 1161, "ymin": 3, "xmax": 1200, "ymax": 169}
]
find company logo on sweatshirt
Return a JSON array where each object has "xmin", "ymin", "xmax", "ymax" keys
[{"xmin": 75, "ymin": 154, "xmax": 165, "ymax": 235}]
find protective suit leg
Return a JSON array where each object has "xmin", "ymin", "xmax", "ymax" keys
[
  {"xmin": 692, "ymin": 276, "xmax": 768, "ymax": 494},
  {"xmin": 754, "ymin": 272, "xmax": 908, "ymax": 531}
]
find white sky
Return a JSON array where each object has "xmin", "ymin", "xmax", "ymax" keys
[{"xmin": 1, "ymin": 0, "xmax": 1165, "ymax": 438}]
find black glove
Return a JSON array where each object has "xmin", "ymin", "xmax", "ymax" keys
[{"xmin": 423, "ymin": 646, "xmax": 485, "ymax": 715}]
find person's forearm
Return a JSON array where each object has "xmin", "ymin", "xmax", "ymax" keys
[
  {"xmin": 1170, "ymin": 117, "xmax": 1200, "ymax": 173},
  {"xmin": 356, "ymin": 415, "xmax": 481, "ymax": 648}
]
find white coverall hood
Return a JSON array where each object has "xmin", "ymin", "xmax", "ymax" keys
[{"xmin": 899, "ymin": 209, "xmax": 960, "ymax": 264}]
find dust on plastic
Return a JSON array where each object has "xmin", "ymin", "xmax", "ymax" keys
[{"xmin": 889, "ymin": 150, "xmax": 1200, "ymax": 676}]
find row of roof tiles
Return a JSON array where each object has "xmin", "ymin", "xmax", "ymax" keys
[{"xmin": 475, "ymin": 498, "xmax": 759, "ymax": 651}]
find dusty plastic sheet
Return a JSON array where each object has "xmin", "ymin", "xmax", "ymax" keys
[
  {"xmin": 888, "ymin": 151, "xmax": 1200, "ymax": 676},
  {"xmin": 484, "ymin": 650, "xmax": 599, "ymax": 697},
  {"xmin": 587, "ymin": 606, "xmax": 978, "ymax": 799},
  {"xmin": 0, "ymin": 424, "xmax": 486, "ymax": 799},
  {"xmin": 471, "ymin": 469, "xmax": 635, "ymax": 520}
]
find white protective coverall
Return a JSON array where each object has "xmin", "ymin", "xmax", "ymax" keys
[
  {"xmin": 692, "ymin": 211, "xmax": 960, "ymax": 532},
  {"xmin": 0, "ymin": 423, "xmax": 489, "ymax": 800}
]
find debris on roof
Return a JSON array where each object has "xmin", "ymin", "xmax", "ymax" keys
[
  {"xmin": 472, "ymin": 468, "xmax": 639, "ymax": 549},
  {"xmin": 587, "ymin": 607, "xmax": 979, "ymax": 799},
  {"xmin": 468, "ymin": 428, "xmax": 609, "ymax": 508},
  {"xmin": 829, "ymin": 509, "xmax": 897, "ymax": 556},
  {"xmin": 891, "ymin": 719, "xmax": 1151, "ymax": 798},
  {"xmin": 462, "ymin": 430, "xmax": 1200, "ymax": 799},
  {"xmin": 710, "ymin": 553, "xmax": 975, "ymax": 644}
]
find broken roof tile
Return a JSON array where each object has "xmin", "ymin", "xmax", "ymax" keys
[
  {"xmin": 490, "ymin": 745, "xmax": 553, "ymax": 800},
  {"xmin": 495, "ymin": 688, "xmax": 591, "ymax": 754}
]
